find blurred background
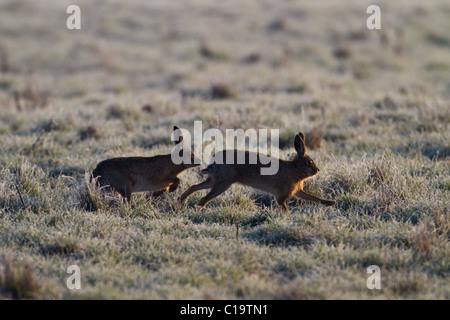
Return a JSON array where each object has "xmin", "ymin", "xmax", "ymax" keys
[{"xmin": 0, "ymin": 0, "xmax": 449, "ymax": 165}]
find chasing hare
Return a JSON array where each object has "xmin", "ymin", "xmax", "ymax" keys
[
  {"xmin": 92, "ymin": 126, "xmax": 200, "ymax": 202},
  {"xmin": 180, "ymin": 132, "xmax": 335, "ymax": 210}
]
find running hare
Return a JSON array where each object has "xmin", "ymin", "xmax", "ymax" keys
[
  {"xmin": 180, "ymin": 132, "xmax": 335, "ymax": 210},
  {"xmin": 92, "ymin": 126, "xmax": 200, "ymax": 202}
]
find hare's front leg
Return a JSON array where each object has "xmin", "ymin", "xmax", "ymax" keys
[
  {"xmin": 179, "ymin": 177, "xmax": 214, "ymax": 203},
  {"xmin": 197, "ymin": 182, "xmax": 232, "ymax": 208}
]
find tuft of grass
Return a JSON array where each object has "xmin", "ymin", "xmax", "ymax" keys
[
  {"xmin": 367, "ymin": 157, "xmax": 395, "ymax": 188},
  {"xmin": 39, "ymin": 239, "xmax": 80, "ymax": 256},
  {"xmin": 107, "ymin": 104, "xmax": 132, "ymax": 120},
  {"xmin": 286, "ymin": 83, "xmax": 308, "ymax": 94},
  {"xmin": 13, "ymin": 84, "xmax": 50, "ymax": 111},
  {"xmin": 267, "ymin": 17, "xmax": 288, "ymax": 32},
  {"xmin": 247, "ymin": 222, "xmax": 315, "ymax": 248},
  {"xmin": 411, "ymin": 226, "xmax": 435, "ymax": 261},
  {"xmin": 78, "ymin": 125, "xmax": 103, "ymax": 141},
  {"xmin": 77, "ymin": 178, "xmax": 104, "ymax": 212},
  {"xmin": 426, "ymin": 32, "xmax": 450, "ymax": 47},
  {"xmin": 210, "ymin": 82, "xmax": 239, "ymax": 100},
  {"xmin": 374, "ymin": 95, "xmax": 398, "ymax": 110},
  {"xmin": 332, "ymin": 44, "xmax": 352, "ymax": 59},
  {"xmin": 199, "ymin": 43, "xmax": 230, "ymax": 61},
  {"xmin": 0, "ymin": 49, "xmax": 10, "ymax": 73},
  {"xmin": 305, "ymin": 126, "xmax": 324, "ymax": 150},
  {"xmin": 141, "ymin": 104, "xmax": 153, "ymax": 114},
  {"xmin": 349, "ymin": 110, "xmax": 371, "ymax": 127},
  {"xmin": 0, "ymin": 255, "xmax": 41, "ymax": 299},
  {"xmin": 241, "ymin": 52, "xmax": 262, "ymax": 64}
]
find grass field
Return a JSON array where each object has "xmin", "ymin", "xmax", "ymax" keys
[{"xmin": 0, "ymin": 0, "xmax": 449, "ymax": 299}]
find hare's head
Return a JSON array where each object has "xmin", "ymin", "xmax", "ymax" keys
[
  {"xmin": 289, "ymin": 132, "xmax": 320, "ymax": 177},
  {"xmin": 172, "ymin": 126, "xmax": 201, "ymax": 169}
]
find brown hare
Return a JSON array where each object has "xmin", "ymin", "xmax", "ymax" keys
[
  {"xmin": 92, "ymin": 126, "xmax": 200, "ymax": 202},
  {"xmin": 179, "ymin": 132, "xmax": 335, "ymax": 210}
]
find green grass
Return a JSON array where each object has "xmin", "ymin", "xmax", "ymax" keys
[{"xmin": 0, "ymin": 0, "xmax": 449, "ymax": 299}]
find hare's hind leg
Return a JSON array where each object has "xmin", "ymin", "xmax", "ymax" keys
[
  {"xmin": 151, "ymin": 178, "xmax": 180, "ymax": 198},
  {"xmin": 111, "ymin": 184, "xmax": 132, "ymax": 203},
  {"xmin": 100, "ymin": 171, "xmax": 133, "ymax": 203},
  {"xmin": 168, "ymin": 177, "xmax": 180, "ymax": 192},
  {"xmin": 121, "ymin": 184, "xmax": 132, "ymax": 203},
  {"xmin": 151, "ymin": 187, "xmax": 169, "ymax": 197},
  {"xmin": 197, "ymin": 182, "xmax": 232, "ymax": 208},
  {"xmin": 295, "ymin": 189, "xmax": 335, "ymax": 207},
  {"xmin": 276, "ymin": 195, "xmax": 289, "ymax": 211},
  {"xmin": 179, "ymin": 177, "xmax": 214, "ymax": 203}
]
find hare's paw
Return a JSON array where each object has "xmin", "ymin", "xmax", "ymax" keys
[
  {"xmin": 193, "ymin": 204, "xmax": 205, "ymax": 211},
  {"xmin": 325, "ymin": 200, "xmax": 336, "ymax": 207}
]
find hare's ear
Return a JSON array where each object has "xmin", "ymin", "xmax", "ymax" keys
[
  {"xmin": 173, "ymin": 126, "xmax": 183, "ymax": 146},
  {"xmin": 298, "ymin": 132, "xmax": 305, "ymax": 142},
  {"xmin": 294, "ymin": 133, "xmax": 306, "ymax": 157}
]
